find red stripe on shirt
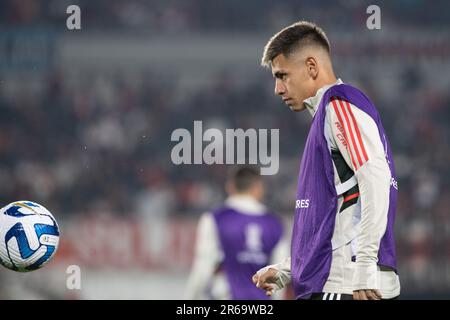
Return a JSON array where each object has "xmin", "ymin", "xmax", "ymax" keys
[
  {"xmin": 338, "ymin": 99, "xmax": 364, "ymax": 168},
  {"xmin": 345, "ymin": 101, "xmax": 369, "ymax": 163},
  {"xmin": 343, "ymin": 192, "xmax": 360, "ymax": 202},
  {"xmin": 330, "ymin": 97, "xmax": 358, "ymax": 170}
]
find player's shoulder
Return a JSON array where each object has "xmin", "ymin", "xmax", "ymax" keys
[
  {"xmin": 324, "ymin": 83, "xmax": 371, "ymax": 104},
  {"xmin": 325, "ymin": 83, "xmax": 379, "ymax": 119},
  {"xmin": 329, "ymin": 82, "xmax": 367, "ymax": 97},
  {"xmin": 209, "ymin": 205, "xmax": 231, "ymax": 217}
]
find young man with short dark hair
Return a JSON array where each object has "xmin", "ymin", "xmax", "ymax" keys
[{"xmin": 253, "ymin": 21, "xmax": 400, "ymax": 300}]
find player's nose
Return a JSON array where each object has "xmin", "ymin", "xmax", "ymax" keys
[{"xmin": 274, "ymin": 79, "xmax": 285, "ymax": 96}]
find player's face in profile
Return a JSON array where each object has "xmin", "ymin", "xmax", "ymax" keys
[{"xmin": 271, "ymin": 53, "xmax": 315, "ymax": 112}]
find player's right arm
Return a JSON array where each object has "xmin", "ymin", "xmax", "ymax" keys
[
  {"xmin": 184, "ymin": 213, "xmax": 222, "ymax": 299},
  {"xmin": 252, "ymin": 257, "xmax": 291, "ymax": 296}
]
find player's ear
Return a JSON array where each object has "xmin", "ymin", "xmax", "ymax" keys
[
  {"xmin": 305, "ymin": 57, "xmax": 318, "ymax": 79},
  {"xmin": 225, "ymin": 181, "xmax": 235, "ymax": 195}
]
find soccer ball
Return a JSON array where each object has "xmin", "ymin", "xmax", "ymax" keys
[{"xmin": 0, "ymin": 201, "xmax": 60, "ymax": 272}]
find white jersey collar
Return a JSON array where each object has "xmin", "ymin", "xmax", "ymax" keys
[
  {"xmin": 224, "ymin": 195, "xmax": 266, "ymax": 215},
  {"xmin": 303, "ymin": 78, "xmax": 343, "ymax": 117}
]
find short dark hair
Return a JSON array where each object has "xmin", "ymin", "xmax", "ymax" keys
[
  {"xmin": 228, "ymin": 166, "xmax": 261, "ymax": 192},
  {"xmin": 261, "ymin": 21, "xmax": 330, "ymax": 67}
]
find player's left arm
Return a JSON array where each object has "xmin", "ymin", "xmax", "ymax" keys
[{"xmin": 328, "ymin": 98, "xmax": 391, "ymax": 300}]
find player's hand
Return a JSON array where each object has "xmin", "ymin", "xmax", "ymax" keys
[
  {"xmin": 252, "ymin": 267, "xmax": 280, "ymax": 296},
  {"xmin": 353, "ymin": 289, "xmax": 382, "ymax": 300}
]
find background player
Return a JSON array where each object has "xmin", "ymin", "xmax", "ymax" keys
[{"xmin": 185, "ymin": 166, "xmax": 288, "ymax": 299}]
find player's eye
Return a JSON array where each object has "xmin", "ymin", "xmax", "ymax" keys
[{"xmin": 274, "ymin": 72, "xmax": 285, "ymax": 79}]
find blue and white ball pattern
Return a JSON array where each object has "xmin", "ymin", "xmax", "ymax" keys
[{"xmin": 0, "ymin": 201, "xmax": 60, "ymax": 272}]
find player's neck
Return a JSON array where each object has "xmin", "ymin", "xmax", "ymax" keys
[
  {"xmin": 230, "ymin": 192, "xmax": 261, "ymax": 202},
  {"xmin": 315, "ymin": 73, "xmax": 337, "ymax": 93}
]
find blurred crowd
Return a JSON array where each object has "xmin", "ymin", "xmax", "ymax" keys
[
  {"xmin": 1, "ymin": 0, "xmax": 450, "ymax": 32},
  {"xmin": 0, "ymin": 0, "xmax": 449, "ymax": 297}
]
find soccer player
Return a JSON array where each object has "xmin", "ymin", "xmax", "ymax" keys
[
  {"xmin": 184, "ymin": 166, "xmax": 288, "ymax": 299},
  {"xmin": 252, "ymin": 21, "xmax": 400, "ymax": 300}
]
